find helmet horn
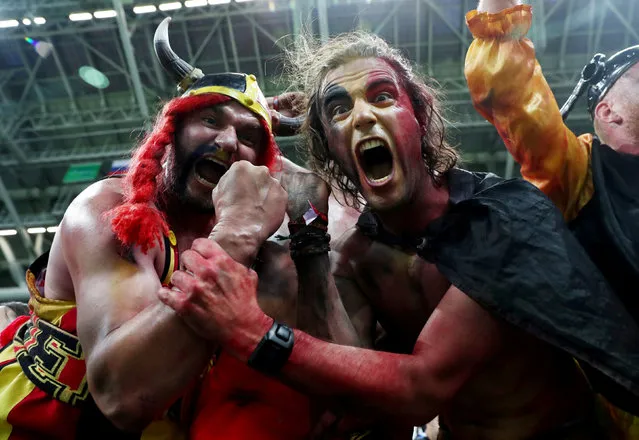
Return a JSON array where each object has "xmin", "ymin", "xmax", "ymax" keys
[{"xmin": 153, "ymin": 17, "xmax": 203, "ymax": 93}]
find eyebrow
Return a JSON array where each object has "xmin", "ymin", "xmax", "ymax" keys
[
  {"xmin": 214, "ymin": 105, "xmax": 263, "ymax": 131},
  {"xmin": 321, "ymin": 84, "xmax": 349, "ymax": 109},
  {"xmin": 236, "ymin": 118, "xmax": 262, "ymax": 135},
  {"xmin": 366, "ymin": 77, "xmax": 398, "ymax": 91},
  {"xmin": 199, "ymin": 106, "xmax": 222, "ymax": 117}
]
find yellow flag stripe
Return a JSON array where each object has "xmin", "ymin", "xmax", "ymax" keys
[{"xmin": 0, "ymin": 344, "xmax": 36, "ymax": 440}]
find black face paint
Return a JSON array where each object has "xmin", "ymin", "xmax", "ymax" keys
[
  {"xmin": 321, "ymin": 84, "xmax": 350, "ymax": 122},
  {"xmin": 174, "ymin": 143, "xmax": 223, "ymax": 194}
]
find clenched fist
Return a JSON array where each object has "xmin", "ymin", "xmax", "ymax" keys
[
  {"xmin": 267, "ymin": 92, "xmax": 305, "ymax": 118},
  {"xmin": 159, "ymin": 238, "xmax": 267, "ymax": 348},
  {"xmin": 276, "ymin": 158, "xmax": 330, "ymax": 222},
  {"xmin": 268, "ymin": 92, "xmax": 306, "ymax": 137},
  {"xmin": 212, "ymin": 160, "xmax": 288, "ymax": 245}
]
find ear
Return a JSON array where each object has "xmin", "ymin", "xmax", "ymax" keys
[{"xmin": 594, "ymin": 100, "xmax": 623, "ymax": 125}]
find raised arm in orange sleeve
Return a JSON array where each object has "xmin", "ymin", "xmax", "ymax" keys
[{"xmin": 464, "ymin": 4, "xmax": 593, "ymax": 221}]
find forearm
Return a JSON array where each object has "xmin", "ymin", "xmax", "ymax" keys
[
  {"xmin": 465, "ymin": 4, "xmax": 592, "ymax": 219},
  {"xmin": 294, "ymin": 253, "xmax": 360, "ymax": 346},
  {"xmin": 88, "ymin": 304, "xmax": 211, "ymax": 430},
  {"xmin": 88, "ymin": 227, "xmax": 261, "ymax": 429},
  {"xmin": 288, "ymin": 334, "xmax": 431, "ymax": 424},
  {"xmin": 210, "ymin": 223, "xmax": 262, "ymax": 267},
  {"xmin": 230, "ymin": 320, "xmax": 442, "ymax": 425}
]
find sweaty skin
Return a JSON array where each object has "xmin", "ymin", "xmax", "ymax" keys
[
  {"xmin": 159, "ymin": 58, "xmax": 596, "ymax": 439},
  {"xmin": 47, "ymin": 101, "xmax": 285, "ymax": 430},
  {"xmin": 331, "ymin": 229, "xmax": 593, "ymax": 439},
  {"xmin": 43, "ymin": 99, "xmax": 355, "ymax": 436}
]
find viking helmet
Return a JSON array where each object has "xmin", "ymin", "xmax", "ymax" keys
[
  {"xmin": 560, "ymin": 45, "xmax": 639, "ymax": 120},
  {"xmin": 153, "ymin": 17, "xmax": 272, "ymax": 128}
]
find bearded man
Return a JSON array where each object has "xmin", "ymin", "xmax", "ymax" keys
[{"xmin": 0, "ymin": 17, "xmax": 359, "ymax": 440}]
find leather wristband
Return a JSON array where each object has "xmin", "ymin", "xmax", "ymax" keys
[
  {"xmin": 289, "ymin": 227, "xmax": 330, "ymax": 259},
  {"xmin": 247, "ymin": 320, "xmax": 294, "ymax": 375}
]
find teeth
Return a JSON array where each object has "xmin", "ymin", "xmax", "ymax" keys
[
  {"xmin": 203, "ymin": 157, "xmax": 229, "ymax": 170},
  {"xmin": 370, "ymin": 175, "xmax": 391, "ymax": 183},
  {"xmin": 359, "ymin": 139, "xmax": 386, "ymax": 152}
]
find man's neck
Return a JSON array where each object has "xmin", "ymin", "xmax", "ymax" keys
[
  {"xmin": 598, "ymin": 129, "xmax": 639, "ymax": 156},
  {"xmin": 613, "ymin": 141, "xmax": 639, "ymax": 156},
  {"xmin": 162, "ymin": 198, "xmax": 217, "ymax": 250},
  {"xmin": 375, "ymin": 174, "xmax": 450, "ymax": 237}
]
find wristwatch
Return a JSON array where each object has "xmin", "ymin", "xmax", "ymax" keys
[{"xmin": 247, "ymin": 320, "xmax": 294, "ymax": 375}]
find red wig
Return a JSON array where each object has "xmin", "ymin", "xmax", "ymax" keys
[{"xmin": 108, "ymin": 93, "xmax": 281, "ymax": 253}]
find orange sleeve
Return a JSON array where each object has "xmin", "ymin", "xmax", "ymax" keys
[{"xmin": 464, "ymin": 4, "xmax": 593, "ymax": 221}]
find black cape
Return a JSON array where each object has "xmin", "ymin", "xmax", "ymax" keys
[
  {"xmin": 568, "ymin": 139, "xmax": 639, "ymax": 413},
  {"xmin": 570, "ymin": 139, "xmax": 639, "ymax": 319},
  {"xmin": 357, "ymin": 169, "xmax": 639, "ymax": 411}
]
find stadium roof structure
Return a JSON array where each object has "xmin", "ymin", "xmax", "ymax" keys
[{"xmin": 0, "ymin": 0, "xmax": 636, "ymax": 296}]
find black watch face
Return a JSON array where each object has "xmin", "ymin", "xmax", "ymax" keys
[{"xmin": 248, "ymin": 323, "xmax": 294, "ymax": 374}]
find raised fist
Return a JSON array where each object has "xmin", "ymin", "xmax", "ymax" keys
[
  {"xmin": 277, "ymin": 158, "xmax": 330, "ymax": 222},
  {"xmin": 212, "ymin": 160, "xmax": 288, "ymax": 244},
  {"xmin": 267, "ymin": 92, "xmax": 305, "ymax": 118},
  {"xmin": 268, "ymin": 92, "xmax": 306, "ymax": 137}
]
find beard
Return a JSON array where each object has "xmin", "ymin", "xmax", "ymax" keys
[{"xmin": 162, "ymin": 146, "xmax": 216, "ymax": 214}]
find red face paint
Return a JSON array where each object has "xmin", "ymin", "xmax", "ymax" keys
[{"xmin": 319, "ymin": 58, "xmax": 426, "ymax": 211}]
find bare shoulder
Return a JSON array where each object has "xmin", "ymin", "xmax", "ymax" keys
[
  {"xmin": 43, "ymin": 179, "xmax": 133, "ymax": 301},
  {"xmin": 55, "ymin": 179, "xmax": 167, "ymax": 341},
  {"xmin": 57, "ymin": 178, "xmax": 160, "ymax": 281},
  {"xmin": 62, "ymin": 178, "xmax": 124, "ymax": 234}
]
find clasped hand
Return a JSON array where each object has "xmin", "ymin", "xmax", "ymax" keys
[
  {"xmin": 157, "ymin": 159, "xmax": 331, "ymax": 348},
  {"xmin": 158, "ymin": 161, "xmax": 285, "ymax": 345}
]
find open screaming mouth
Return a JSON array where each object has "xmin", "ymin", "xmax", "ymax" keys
[
  {"xmin": 358, "ymin": 139, "xmax": 394, "ymax": 184},
  {"xmin": 194, "ymin": 157, "xmax": 230, "ymax": 186}
]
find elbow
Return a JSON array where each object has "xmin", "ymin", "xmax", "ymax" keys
[
  {"xmin": 397, "ymin": 391, "xmax": 446, "ymax": 427},
  {"xmin": 91, "ymin": 387, "xmax": 157, "ymax": 432},
  {"xmin": 398, "ymin": 366, "xmax": 458, "ymax": 426},
  {"xmin": 88, "ymin": 367, "xmax": 157, "ymax": 432}
]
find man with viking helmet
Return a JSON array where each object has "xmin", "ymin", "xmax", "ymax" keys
[
  {"xmin": 465, "ymin": 1, "xmax": 639, "ymax": 316},
  {"xmin": 465, "ymin": 1, "xmax": 639, "ymax": 435},
  {"xmin": 0, "ymin": 17, "xmax": 358, "ymax": 439}
]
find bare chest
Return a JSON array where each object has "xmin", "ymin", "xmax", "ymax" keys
[
  {"xmin": 351, "ymin": 241, "xmax": 450, "ymax": 347},
  {"xmin": 253, "ymin": 240, "xmax": 299, "ymax": 325}
]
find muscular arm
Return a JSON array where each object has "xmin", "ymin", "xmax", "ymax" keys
[
  {"xmin": 465, "ymin": 1, "xmax": 593, "ymax": 221},
  {"xmin": 232, "ymin": 285, "xmax": 503, "ymax": 426},
  {"xmin": 329, "ymin": 234, "xmax": 376, "ymax": 348},
  {"xmin": 66, "ymin": 183, "xmax": 260, "ymax": 431},
  {"xmin": 293, "ymin": 252, "xmax": 361, "ymax": 346},
  {"xmin": 278, "ymin": 162, "xmax": 362, "ymax": 346}
]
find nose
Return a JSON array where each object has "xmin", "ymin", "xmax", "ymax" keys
[
  {"xmin": 352, "ymin": 99, "xmax": 377, "ymax": 131},
  {"xmin": 215, "ymin": 125, "xmax": 239, "ymax": 155}
]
